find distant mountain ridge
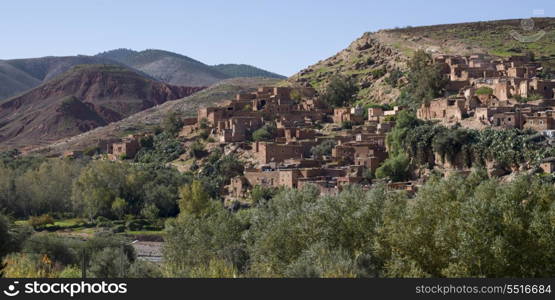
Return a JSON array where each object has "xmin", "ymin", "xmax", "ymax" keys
[
  {"xmin": 96, "ymin": 48, "xmax": 285, "ymax": 86},
  {"xmin": 0, "ymin": 64, "xmax": 204, "ymax": 149},
  {"xmin": 0, "ymin": 56, "xmax": 122, "ymax": 100},
  {"xmin": 213, "ymin": 64, "xmax": 285, "ymax": 79},
  {"xmin": 0, "ymin": 49, "xmax": 285, "ymax": 100}
]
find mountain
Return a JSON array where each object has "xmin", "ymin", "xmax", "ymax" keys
[
  {"xmin": 96, "ymin": 49, "xmax": 229, "ymax": 86},
  {"xmin": 290, "ymin": 18, "xmax": 555, "ymax": 104},
  {"xmin": 212, "ymin": 64, "xmax": 286, "ymax": 79},
  {"xmin": 33, "ymin": 77, "xmax": 282, "ymax": 155},
  {"xmin": 96, "ymin": 49, "xmax": 285, "ymax": 86},
  {"xmin": 0, "ymin": 56, "xmax": 122, "ymax": 100},
  {"xmin": 0, "ymin": 64, "xmax": 204, "ymax": 150}
]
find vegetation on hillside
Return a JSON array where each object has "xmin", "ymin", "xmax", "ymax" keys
[
  {"xmin": 395, "ymin": 50, "xmax": 448, "ymax": 109},
  {"xmin": 387, "ymin": 18, "xmax": 555, "ymax": 70},
  {"xmin": 383, "ymin": 111, "xmax": 554, "ymax": 173}
]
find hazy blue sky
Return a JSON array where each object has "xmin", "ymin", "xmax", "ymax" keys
[{"xmin": 0, "ymin": 0, "xmax": 553, "ymax": 76}]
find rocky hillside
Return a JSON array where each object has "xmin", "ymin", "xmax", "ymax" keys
[
  {"xmin": 0, "ymin": 64, "xmax": 204, "ymax": 150},
  {"xmin": 96, "ymin": 49, "xmax": 285, "ymax": 86},
  {"xmin": 290, "ymin": 18, "xmax": 555, "ymax": 104},
  {"xmin": 0, "ymin": 56, "xmax": 122, "ymax": 100},
  {"xmin": 33, "ymin": 77, "xmax": 281, "ymax": 155}
]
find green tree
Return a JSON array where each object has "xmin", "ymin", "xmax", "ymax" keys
[
  {"xmin": 375, "ymin": 153, "xmax": 411, "ymax": 182},
  {"xmin": 0, "ymin": 214, "xmax": 10, "ymax": 277},
  {"xmin": 162, "ymin": 112, "xmax": 184, "ymax": 136},
  {"xmin": 89, "ymin": 247, "xmax": 131, "ymax": 278},
  {"xmin": 178, "ymin": 180, "xmax": 211, "ymax": 217},
  {"xmin": 189, "ymin": 141, "xmax": 206, "ymax": 159},
  {"xmin": 111, "ymin": 197, "xmax": 127, "ymax": 219},
  {"xmin": 397, "ymin": 50, "xmax": 448, "ymax": 108},
  {"xmin": 251, "ymin": 124, "xmax": 276, "ymax": 141},
  {"xmin": 72, "ymin": 162, "xmax": 125, "ymax": 219},
  {"xmin": 310, "ymin": 139, "xmax": 336, "ymax": 158},
  {"xmin": 163, "ymin": 208, "xmax": 246, "ymax": 277},
  {"xmin": 320, "ymin": 75, "xmax": 359, "ymax": 107}
]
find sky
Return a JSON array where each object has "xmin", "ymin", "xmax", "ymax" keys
[{"xmin": 0, "ymin": 0, "xmax": 554, "ymax": 76}]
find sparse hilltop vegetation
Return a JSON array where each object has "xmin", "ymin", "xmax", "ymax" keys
[{"xmin": 291, "ymin": 18, "xmax": 555, "ymax": 105}]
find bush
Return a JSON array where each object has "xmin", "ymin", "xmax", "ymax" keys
[
  {"xmin": 59, "ymin": 265, "xmax": 81, "ymax": 278},
  {"xmin": 199, "ymin": 129, "xmax": 210, "ymax": 140},
  {"xmin": 189, "ymin": 141, "xmax": 206, "ymax": 159},
  {"xmin": 125, "ymin": 219, "xmax": 150, "ymax": 231},
  {"xmin": 375, "ymin": 153, "xmax": 410, "ymax": 182},
  {"xmin": 28, "ymin": 215, "xmax": 55, "ymax": 229},
  {"xmin": 341, "ymin": 121, "xmax": 353, "ymax": 129},
  {"xmin": 310, "ymin": 139, "xmax": 336, "ymax": 158},
  {"xmin": 111, "ymin": 225, "xmax": 125, "ymax": 234},
  {"xmin": 252, "ymin": 124, "xmax": 277, "ymax": 142},
  {"xmin": 475, "ymin": 86, "xmax": 493, "ymax": 95},
  {"xmin": 370, "ymin": 67, "xmax": 386, "ymax": 78},
  {"xmin": 162, "ymin": 112, "xmax": 184, "ymax": 136},
  {"xmin": 385, "ymin": 69, "xmax": 403, "ymax": 87},
  {"xmin": 23, "ymin": 235, "xmax": 78, "ymax": 266},
  {"xmin": 89, "ymin": 247, "xmax": 131, "ymax": 278}
]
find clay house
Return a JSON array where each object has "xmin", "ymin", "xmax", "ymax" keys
[
  {"xmin": 252, "ymin": 141, "xmax": 315, "ymax": 164},
  {"xmin": 109, "ymin": 135, "xmax": 142, "ymax": 160},
  {"xmin": 383, "ymin": 106, "xmax": 405, "ymax": 116},
  {"xmin": 216, "ymin": 116, "xmax": 264, "ymax": 142},
  {"xmin": 367, "ymin": 107, "xmax": 384, "ymax": 122},
  {"xmin": 417, "ymin": 97, "xmax": 466, "ymax": 121},
  {"xmin": 522, "ymin": 111, "xmax": 555, "ymax": 131},
  {"xmin": 333, "ymin": 107, "xmax": 365, "ymax": 124},
  {"xmin": 539, "ymin": 157, "xmax": 555, "ymax": 174},
  {"xmin": 283, "ymin": 128, "xmax": 317, "ymax": 142},
  {"xmin": 491, "ymin": 111, "xmax": 522, "ymax": 128}
]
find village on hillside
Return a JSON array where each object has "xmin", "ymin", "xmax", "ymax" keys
[
  {"xmin": 70, "ymin": 53, "xmax": 555, "ymax": 206},
  {"xmin": 418, "ymin": 54, "xmax": 555, "ymax": 131}
]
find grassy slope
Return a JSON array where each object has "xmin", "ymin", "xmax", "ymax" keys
[
  {"xmin": 384, "ymin": 18, "xmax": 555, "ymax": 68},
  {"xmin": 290, "ymin": 18, "xmax": 555, "ymax": 104}
]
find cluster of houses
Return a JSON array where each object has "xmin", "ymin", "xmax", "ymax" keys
[
  {"xmin": 417, "ymin": 54, "xmax": 555, "ymax": 132},
  {"xmin": 174, "ymin": 86, "xmax": 414, "ymax": 201},
  {"xmin": 90, "ymin": 53, "xmax": 554, "ymax": 203}
]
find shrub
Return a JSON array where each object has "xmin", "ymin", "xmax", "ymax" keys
[
  {"xmin": 370, "ymin": 67, "xmax": 386, "ymax": 78},
  {"xmin": 89, "ymin": 247, "xmax": 131, "ymax": 278},
  {"xmin": 162, "ymin": 112, "xmax": 184, "ymax": 136},
  {"xmin": 28, "ymin": 215, "xmax": 55, "ymax": 229},
  {"xmin": 475, "ymin": 86, "xmax": 493, "ymax": 95},
  {"xmin": 199, "ymin": 129, "xmax": 210, "ymax": 140},
  {"xmin": 385, "ymin": 69, "xmax": 403, "ymax": 87},
  {"xmin": 375, "ymin": 153, "xmax": 411, "ymax": 182},
  {"xmin": 189, "ymin": 141, "xmax": 206, "ymax": 159},
  {"xmin": 111, "ymin": 225, "xmax": 125, "ymax": 234},
  {"xmin": 126, "ymin": 219, "xmax": 150, "ymax": 231},
  {"xmin": 59, "ymin": 265, "xmax": 81, "ymax": 278},
  {"xmin": 310, "ymin": 139, "xmax": 336, "ymax": 158},
  {"xmin": 341, "ymin": 121, "xmax": 353, "ymax": 129},
  {"xmin": 252, "ymin": 124, "xmax": 277, "ymax": 142},
  {"xmin": 23, "ymin": 235, "xmax": 78, "ymax": 266}
]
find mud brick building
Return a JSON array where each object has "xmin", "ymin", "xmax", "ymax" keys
[{"xmin": 109, "ymin": 134, "xmax": 142, "ymax": 160}]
